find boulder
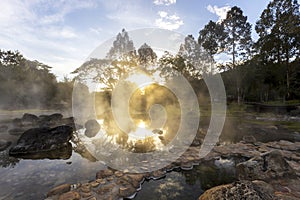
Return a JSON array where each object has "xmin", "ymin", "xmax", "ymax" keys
[
  {"xmin": 84, "ymin": 119, "xmax": 100, "ymax": 138},
  {"xmin": 47, "ymin": 184, "xmax": 71, "ymax": 197},
  {"xmin": 96, "ymin": 169, "xmax": 114, "ymax": 179},
  {"xmin": 237, "ymin": 150, "xmax": 295, "ymax": 181},
  {"xmin": 0, "ymin": 125, "xmax": 8, "ymax": 132},
  {"xmin": 0, "ymin": 139, "xmax": 11, "ymax": 151},
  {"xmin": 199, "ymin": 180, "xmax": 275, "ymax": 200},
  {"xmin": 9, "ymin": 125, "xmax": 73, "ymax": 155},
  {"xmin": 22, "ymin": 113, "xmax": 39, "ymax": 125},
  {"xmin": 8, "ymin": 127, "xmax": 27, "ymax": 136},
  {"xmin": 38, "ymin": 113, "xmax": 63, "ymax": 127}
]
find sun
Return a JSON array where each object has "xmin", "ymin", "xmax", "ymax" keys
[{"xmin": 126, "ymin": 72, "xmax": 154, "ymax": 88}]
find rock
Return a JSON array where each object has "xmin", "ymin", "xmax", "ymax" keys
[
  {"xmin": 84, "ymin": 119, "xmax": 100, "ymax": 138},
  {"xmin": 119, "ymin": 186, "xmax": 136, "ymax": 197},
  {"xmin": 0, "ymin": 125, "xmax": 8, "ymax": 132},
  {"xmin": 96, "ymin": 169, "xmax": 114, "ymax": 179},
  {"xmin": 97, "ymin": 183, "xmax": 115, "ymax": 195},
  {"xmin": 9, "ymin": 125, "xmax": 73, "ymax": 155},
  {"xmin": 0, "ymin": 139, "xmax": 11, "ymax": 151},
  {"xmin": 152, "ymin": 129, "xmax": 163, "ymax": 135},
  {"xmin": 22, "ymin": 113, "xmax": 39, "ymax": 125},
  {"xmin": 237, "ymin": 150, "xmax": 295, "ymax": 181},
  {"xmin": 58, "ymin": 191, "xmax": 81, "ymax": 200},
  {"xmin": 12, "ymin": 118, "xmax": 22, "ymax": 127},
  {"xmin": 38, "ymin": 113, "xmax": 63, "ymax": 127},
  {"xmin": 242, "ymin": 135, "xmax": 256, "ymax": 144},
  {"xmin": 8, "ymin": 128, "xmax": 27, "ymax": 136},
  {"xmin": 198, "ymin": 180, "xmax": 275, "ymax": 200},
  {"xmin": 48, "ymin": 113, "xmax": 63, "ymax": 122},
  {"xmin": 47, "ymin": 184, "xmax": 71, "ymax": 197}
]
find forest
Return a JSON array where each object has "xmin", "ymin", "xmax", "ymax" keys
[{"xmin": 0, "ymin": 0, "xmax": 299, "ymax": 109}]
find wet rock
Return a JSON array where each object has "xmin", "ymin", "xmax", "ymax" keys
[
  {"xmin": 47, "ymin": 183, "xmax": 71, "ymax": 197},
  {"xmin": 22, "ymin": 113, "xmax": 39, "ymax": 125},
  {"xmin": 198, "ymin": 180, "xmax": 275, "ymax": 200},
  {"xmin": 0, "ymin": 139, "xmax": 11, "ymax": 151},
  {"xmin": 119, "ymin": 185, "xmax": 136, "ymax": 197},
  {"xmin": 8, "ymin": 128, "xmax": 27, "ymax": 136},
  {"xmin": 9, "ymin": 125, "xmax": 73, "ymax": 155},
  {"xmin": 151, "ymin": 170, "xmax": 166, "ymax": 179},
  {"xmin": 80, "ymin": 183, "xmax": 91, "ymax": 193},
  {"xmin": 0, "ymin": 125, "xmax": 8, "ymax": 132},
  {"xmin": 152, "ymin": 129, "xmax": 163, "ymax": 135},
  {"xmin": 114, "ymin": 171, "xmax": 123, "ymax": 177},
  {"xmin": 49, "ymin": 113, "xmax": 63, "ymax": 122},
  {"xmin": 84, "ymin": 119, "xmax": 100, "ymax": 138},
  {"xmin": 237, "ymin": 150, "xmax": 296, "ymax": 181},
  {"xmin": 97, "ymin": 183, "xmax": 115, "ymax": 195},
  {"xmin": 38, "ymin": 113, "xmax": 63, "ymax": 127},
  {"xmin": 12, "ymin": 118, "xmax": 22, "ymax": 127},
  {"xmin": 242, "ymin": 135, "xmax": 256, "ymax": 144},
  {"xmin": 96, "ymin": 169, "xmax": 113, "ymax": 179},
  {"xmin": 58, "ymin": 191, "xmax": 81, "ymax": 200}
]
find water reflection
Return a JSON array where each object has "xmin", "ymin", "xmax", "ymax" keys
[
  {"xmin": 92, "ymin": 83, "xmax": 182, "ymax": 153},
  {"xmin": 134, "ymin": 164, "xmax": 236, "ymax": 200}
]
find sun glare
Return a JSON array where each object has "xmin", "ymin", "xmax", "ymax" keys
[
  {"xmin": 137, "ymin": 120, "xmax": 146, "ymax": 128},
  {"xmin": 126, "ymin": 73, "xmax": 154, "ymax": 88}
]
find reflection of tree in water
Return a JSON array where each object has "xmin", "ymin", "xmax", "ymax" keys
[
  {"xmin": 154, "ymin": 177, "xmax": 184, "ymax": 200},
  {"xmin": 0, "ymin": 151, "xmax": 19, "ymax": 168},
  {"xmin": 72, "ymin": 29, "xmax": 209, "ymax": 153},
  {"xmin": 181, "ymin": 164, "xmax": 236, "ymax": 190}
]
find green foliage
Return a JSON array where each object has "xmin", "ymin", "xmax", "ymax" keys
[
  {"xmin": 198, "ymin": 20, "xmax": 225, "ymax": 56},
  {"xmin": 0, "ymin": 49, "xmax": 73, "ymax": 109},
  {"xmin": 222, "ymin": 6, "xmax": 253, "ymax": 68}
]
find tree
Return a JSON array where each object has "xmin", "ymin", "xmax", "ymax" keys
[
  {"xmin": 137, "ymin": 43, "xmax": 157, "ymax": 65},
  {"xmin": 198, "ymin": 20, "xmax": 225, "ymax": 57},
  {"xmin": 222, "ymin": 6, "xmax": 253, "ymax": 104},
  {"xmin": 73, "ymin": 29, "xmax": 139, "ymax": 91},
  {"xmin": 255, "ymin": 0, "xmax": 300, "ymax": 99},
  {"xmin": 178, "ymin": 35, "xmax": 212, "ymax": 77},
  {"xmin": 106, "ymin": 28, "xmax": 136, "ymax": 60}
]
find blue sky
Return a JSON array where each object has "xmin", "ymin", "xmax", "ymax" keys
[{"xmin": 0, "ymin": 0, "xmax": 270, "ymax": 80}]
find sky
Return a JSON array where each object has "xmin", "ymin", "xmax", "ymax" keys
[{"xmin": 0, "ymin": 0, "xmax": 271, "ymax": 80}]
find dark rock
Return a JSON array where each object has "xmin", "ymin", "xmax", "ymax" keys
[
  {"xmin": 119, "ymin": 185, "xmax": 136, "ymax": 197},
  {"xmin": 96, "ymin": 169, "xmax": 113, "ymax": 179},
  {"xmin": 15, "ymin": 142, "xmax": 72, "ymax": 159},
  {"xmin": 0, "ymin": 125, "xmax": 8, "ymax": 132},
  {"xmin": 22, "ymin": 113, "xmax": 39, "ymax": 125},
  {"xmin": 237, "ymin": 150, "xmax": 296, "ymax": 181},
  {"xmin": 0, "ymin": 139, "xmax": 11, "ymax": 151},
  {"xmin": 58, "ymin": 191, "xmax": 81, "ymax": 200},
  {"xmin": 49, "ymin": 113, "xmax": 63, "ymax": 121},
  {"xmin": 198, "ymin": 180, "xmax": 275, "ymax": 200},
  {"xmin": 242, "ymin": 135, "xmax": 256, "ymax": 144},
  {"xmin": 38, "ymin": 113, "xmax": 63, "ymax": 128},
  {"xmin": 47, "ymin": 183, "xmax": 71, "ymax": 197},
  {"xmin": 84, "ymin": 119, "xmax": 100, "ymax": 138},
  {"xmin": 12, "ymin": 118, "xmax": 22, "ymax": 127},
  {"xmin": 8, "ymin": 128, "xmax": 27, "ymax": 136},
  {"xmin": 152, "ymin": 129, "xmax": 163, "ymax": 135},
  {"xmin": 9, "ymin": 125, "xmax": 73, "ymax": 155}
]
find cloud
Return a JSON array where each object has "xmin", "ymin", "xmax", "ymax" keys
[
  {"xmin": 0, "ymin": 0, "xmax": 98, "ymax": 78},
  {"xmin": 155, "ymin": 11, "xmax": 183, "ymax": 30},
  {"xmin": 153, "ymin": 0, "xmax": 176, "ymax": 6},
  {"xmin": 207, "ymin": 5, "xmax": 231, "ymax": 22}
]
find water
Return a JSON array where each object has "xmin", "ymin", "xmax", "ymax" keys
[
  {"xmin": 134, "ymin": 164, "xmax": 236, "ymax": 200},
  {"xmin": 0, "ymin": 150, "xmax": 105, "ymax": 200}
]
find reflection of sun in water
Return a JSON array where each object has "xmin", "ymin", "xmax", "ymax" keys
[{"xmin": 137, "ymin": 120, "xmax": 146, "ymax": 128}]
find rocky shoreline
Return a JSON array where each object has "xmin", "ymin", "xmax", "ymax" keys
[
  {"xmin": 46, "ymin": 140, "xmax": 300, "ymax": 200},
  {"xmin": 1, "ymin": 112, "xmax": 299, "ymax": 199}
]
